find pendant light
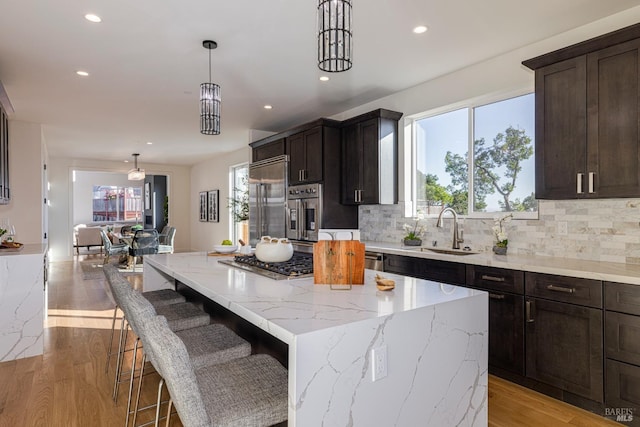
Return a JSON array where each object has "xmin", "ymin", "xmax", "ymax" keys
[
  {"xmin": 317, "ymin": 0, "xmax": 352, "ymax": 72},
  {"xmin": 200, "ymin": 40, "xmax": 221, "ymax": 135},
  {"xmin": 128, "ymin": 153, "xmax": 145, "ymax": 181}
]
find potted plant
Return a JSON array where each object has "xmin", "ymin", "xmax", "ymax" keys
[
  {"xmin": 228, "ymin": 177, "xmax": 249, "ymax": 242},
  {"xmin": 402, "ymin": 216, "xmax": 425, "ymax": 246},
  {"xmin": 492, "ymin": 213, "xmax": 513, "ymax": 255}
]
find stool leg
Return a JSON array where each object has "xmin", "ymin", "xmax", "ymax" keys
[
  {"xmin": 155, "ymin": 378, "xmax": 165, "ymax": 427},
  {"xmin": 105, "ymin": 305, "xmax": 118, "ymax": 374},
  {"xmin": 165, "ymin": 399, "xmax": 173, "ymax": 427},
  {"xmin": 131, "ymin": 353, "xmax": 147, "ymax": 427},
  {"xmin": 114, "ymin": 320, "xmax": 129, "ymax": 401},
  {"xmin": 125, "ymin": 338, "xmax": 140, "ymax": 427}
]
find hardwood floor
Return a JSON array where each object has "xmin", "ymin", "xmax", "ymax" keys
[{"xmin": 0, "ymin": 254, "xmax": 623, "ymax": 426}]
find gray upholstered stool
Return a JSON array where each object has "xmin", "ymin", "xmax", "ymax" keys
[
  {"xmin": 144, "ymin": 315, "xmax": 288, "ymax": 427},
  {"xmin": 105, "ymin": 267, "xmax": 210, "ymax": 403},
  {"xmin": 102, "ymin": 265, "xmax": 185, "ymax": 379},
  {"xmin": 120, "ymin": 284, "xmax": 251, "ymax": 427}
]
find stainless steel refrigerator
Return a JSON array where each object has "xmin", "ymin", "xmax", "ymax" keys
[{"xmin": 249, "ymin": 155, "xmax": 288, "ymax": 246}]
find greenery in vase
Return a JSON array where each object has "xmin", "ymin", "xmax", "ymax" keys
[
  {"xmin": 228, "ymin": 176, "xmax": 249, "ymax": 223},
  {"xmin": 403, "ymin": 216, "xmax": 425, "ymax": 241},
  {"xmin": 492, "ymin": 213, "xmax": 513, "ymax": 248}
]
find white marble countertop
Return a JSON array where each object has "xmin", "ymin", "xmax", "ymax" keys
[
  {"xmin": 0, "ymin": 243, "xmax": 47, "ymax": 256},
  {"xmin": 144, "ymin": 252, "xmax": 484, "ymax": 345},
  {"xmin": 364, "ymin": 241, "xmax": 640, "ymax": 285}
]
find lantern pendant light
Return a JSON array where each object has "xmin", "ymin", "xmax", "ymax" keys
[
  {"xmin": 317, "ymin": 0, "xmax": 353, "ymax": 72},
  {"xmin": 200, "ymin": 40, "xmax": 221, "ymax": 135}
]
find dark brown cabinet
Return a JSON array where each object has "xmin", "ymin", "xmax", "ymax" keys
[
  {"xmin": 287, "ymin": 127, "xmax": 323, "ymax": 185},
  {"xmin": 525, "ymin": 272, "xmax": 603, "ymax": 403},
  {"xmin": 383, "ymin": 254, "xmax": 465, "ymax": 285},
  {"xmin": 466, "ymin": 266, "xmax": 525, "ymax": 375},
  {"xmin": 605, "ymin": 281, "xmax": 640, "ymax": 424},
  {"xmin": 524, "ymin": 24, "xmax": 640, "ymax": 199},
  {"xmin": 341, "ymin": 109, "xmax": 402, "ymax": 205},
  {"xmin": 252, "ymin": 138, "xmax": 285, "ymax": 162}
]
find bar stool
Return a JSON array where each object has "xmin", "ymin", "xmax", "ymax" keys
[
  {"xmin": 120, "ymin": 286, "xmax": 252, "ymax": 427},
  {"xmin": 105, "ymin": 268, "xmax": 210, "ymax": 403},
  {"xmin": 143, "ymin": 315, "xmax": 288, "ymax": 427},
  {"xmin": 103, "ymin": 265, "xmax": 186, "ymax": 376}
]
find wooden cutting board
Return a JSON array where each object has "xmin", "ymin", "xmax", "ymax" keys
[{"xmin": 313, "ymin": 241, "xmax": 365, "ymax": 285}]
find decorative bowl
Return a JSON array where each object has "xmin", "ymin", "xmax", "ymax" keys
[
  {"xmin": 255, "ymin": 236, "xmax": 293, "ymax": 263},
  {"xmin": 213, "ymin": 245, "xmax": 238, "ymax": 254}
]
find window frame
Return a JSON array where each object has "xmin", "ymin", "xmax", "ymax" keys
[{"xmin": 410, "ymin": 88, "xmax": 538, "ymax": 220}]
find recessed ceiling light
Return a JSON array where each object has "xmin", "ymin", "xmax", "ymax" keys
[
  {"xmin": 84, "ymin": 13, "xmax": 102, "ymax": 23},
  {"xmin": 413, "ymin": 25, "xmax": 428, "ymax": 34},
  {"xmin": 124, "ymin": 160, "xmax": 130, "ymax": 163},
  {"xmin": 319, "ymin": 76, "xmax": 330, "ymax": 82},
  {"xmin": 264, "ymin": 105, "xmax": 273, "ymax": 110},
  {"xmin": 146, "ymin": 141, "xmax": 153, "ymax": 145},
  {"xmin": 76, "ymin": 70, "xmax": 89, "ymax": 77}
]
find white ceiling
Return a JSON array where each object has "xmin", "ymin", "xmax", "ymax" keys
[{"xmin": 1, "ymin": 1, "xmax": 639, "ymax": 166}]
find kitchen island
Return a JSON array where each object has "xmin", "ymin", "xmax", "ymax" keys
[
  {"xmin": 143, "ymin": 252, "xmax": 488, "ymax": 427},
  {"xmin": 0, "ymin": 244, "xmax": 47, "ymax": 362}
]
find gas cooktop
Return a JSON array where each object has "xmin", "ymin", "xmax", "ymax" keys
[{"xmin": 218, "ymin": 253, "xmax": 314, "ymax": 280}]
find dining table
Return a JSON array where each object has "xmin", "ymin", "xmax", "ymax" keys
[{"xmin": 111, "ymin": 231, "xmax": 135, "ymax": 268}]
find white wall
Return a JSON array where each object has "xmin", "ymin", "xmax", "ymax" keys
[
  {"xmin": 190, "ymin": 146, "xmax": 250, "ymax": 251},
  {"xmin": 73, "ymin": 170, "xmax": 141, "ymax": 224},
  {"xmin": 48, "ymin": 157, "xmax": 190, "ymax": 261},
  {"xmin": 0, "ymin": 120, "xmax": 44, "ymax": 244}
]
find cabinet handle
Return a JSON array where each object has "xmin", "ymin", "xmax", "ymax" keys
[
  {"xmin": 481, "ymin": 275, "xmax": 505, "ymax": 282},
  {"xmin": 526, "ymin": 300, "xmax": 534, "ymax": 323},
  {"xmin": 546, "ymin": 284, "xmax": 575, "ymax": 294},
  {"xmin": 489, "ymin": 293, "xmax": 505, "ymax": 300},
  {"xmin": 577, "ymin": 173, "xmax": 584, "ymax": 194},
  {"xmin": 588, "ymin": 172, "xmax": 595, "ymax": 194}
]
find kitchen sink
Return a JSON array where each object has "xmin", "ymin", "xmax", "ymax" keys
[{"xmin": 420, "ymin": 247, "xmax": 479, "ymax": 256}]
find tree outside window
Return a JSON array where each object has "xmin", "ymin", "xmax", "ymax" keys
[{"xmin": 415, "ymin": 93, "xmax": 536, "ymax": 217}]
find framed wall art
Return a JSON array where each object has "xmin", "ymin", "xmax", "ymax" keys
[
  {"xmin": 199, "ymin": 191, "xmax": 208, "ymax": 222},
  {"xmin": 207, "ymin": 190, "xmax": 219, "ymax": 222},
  {"xmin": 144, "ymin": 182, "xmax": 151, "ymax": 210}
]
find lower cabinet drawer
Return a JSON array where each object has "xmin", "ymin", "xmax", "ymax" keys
[
  {"xmin": 606, "ymin": 311, "xmax": 640, "ymax": 366},
  {"xmin": 525, "ymin": 272, "xmax": 602, "ymax": 308},
  {"xmin": 605, "ymin": 359, "xmax": 640, "ymax": 426},
  {"xmin": 466, "ymin": 265, "xmax": 524, "ymax": 294},
  {"xmin": 605, "ymin": 281, "xmax": 640, "ymax": 316}
]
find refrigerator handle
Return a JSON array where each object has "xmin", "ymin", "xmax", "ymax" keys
[{"xmin": 255, "ymin": 183, "xmax": 262, "ymax": 238}]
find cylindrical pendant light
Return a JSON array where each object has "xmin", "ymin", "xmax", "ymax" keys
[
  {"xmin": 317, "ymin": 0, "xmax": 353, "ymax": 72},
  {"xmin": 200, "ymin": 40, "xmax": 221, "ymax": 135}
]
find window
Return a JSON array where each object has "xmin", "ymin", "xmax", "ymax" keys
[
  {"xmin": 414, "ymin": 93, "xmax": 536, "ymax": 217},
  {"xmin": 229, "ymin": 163, "xmax": 249, "ymax": 243},
  {"xmin": 92, "ymin": 185, "xmax": 142, "ymax": 222}
]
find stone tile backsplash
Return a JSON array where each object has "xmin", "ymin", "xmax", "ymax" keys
[{"xmin": 359, "ymin": 199, "xmax": 640, "ymax": 265}]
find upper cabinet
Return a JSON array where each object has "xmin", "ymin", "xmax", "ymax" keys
[
  {"xmin": 524, "ymin": 24, "xmax": 640, "ymax": 199},
  {"xmin": 287, "ymin": 126, "xmax": 324, "ymax": 184},
  {"xmin": 252, "ymin": 138, "xmax": 285, "ymax": 163},
  {"xmin": 341, "ymin": 109, "xmax": 402, "ymax": 205}
]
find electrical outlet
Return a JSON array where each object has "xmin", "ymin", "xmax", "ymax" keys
[
  {"xmin": 558, "ymin": 221, "xmax": 568, "ymax": 235},
  {"xmin": 371, "ymin": 345, "xmax": 388, "ymax": 381}
]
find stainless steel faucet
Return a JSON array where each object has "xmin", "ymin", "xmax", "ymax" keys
[{"xmin": 436, "ymin": 207, "xmax": 464, "ymax": 250}]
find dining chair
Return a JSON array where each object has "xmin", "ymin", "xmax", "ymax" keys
[
  {"xmin": 129, "ymin": 229, "xmax": 159, "ymax": 268},
  {"xmin": 143, "ymin": 315, "xmax": 288, "ymax": 427},
  {"xmin": 158, "ymin": 227, "xmax": 176, "ymax": 254},
  {"xmin": 158, "ymin": 225, "xmax": 171, "ymax": 244},
  {"xmin": 100, "ymin": 228, "xmax": 128, "ymax": 264}
]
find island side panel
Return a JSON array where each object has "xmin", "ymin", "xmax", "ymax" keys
[
  {"xmin": 289, "ymin": 293, "xmax": 488, "ymax": 427},
  {"xmin": 0, "ymin": 252, "xmax": 45, "ymax": 361},
  {"xmin": 143, "ymin": 259, "xmax": 176, "ymax": 291}
]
